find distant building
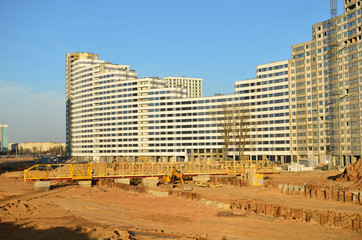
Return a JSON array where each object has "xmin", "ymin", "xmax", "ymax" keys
[
  {"xmin": 11, "ymin": 142, "xmax": 66, "ymax": 155},
  {"xmin": 162, "ymin": 77, "xmax": 203, "ymax": 98},
  {"xmin": 0, "ymin": 125, "xmax": 8, "ymax": 152}
]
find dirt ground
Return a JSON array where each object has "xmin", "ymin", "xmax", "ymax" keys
[
  {"xmin": 265, "ymin": 170, "xmax": 352, "ymax": 187},
  {"xmin": 0, "ymin": 158, "xmax": 36, "ymax": 164},
  {"xmin": 0, "ymin": 169, "xmax": 361, "ymax": 240}
]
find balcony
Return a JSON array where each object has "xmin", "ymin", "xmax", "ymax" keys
[{"xmin": 345, "ymin": 1, "xmax": 356, "ymax": 11}]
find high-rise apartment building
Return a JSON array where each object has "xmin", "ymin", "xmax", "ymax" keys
[
  {"xmin": 66, "ymin": 52, "xmax": 138, "ymax": 157},
  {"xmin": 0, "ymin": 124, "xmax": 9, "ymax": 152},
  {"xmin": 289, "ymin": 0, "xmax": 362, "ymax": 166},
  {"xmin": 66, "ymin": 53, "xmax": 291, "ymax": 163},
  {"xmin": 235, "ymin": 60, "xmax": 291, "ymax": 163},
  {"xmin": 162, "ymin": 77, "xmax": 203, "ymax": 98},
  {"xmin": 65, "ymin": 1, "xmax": 361, "ymax": 166}
]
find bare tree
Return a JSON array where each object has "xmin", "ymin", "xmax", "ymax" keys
[
  {"xmin": 210, "ymin": 103, "xmax": 252, "ymax": 161},
  {"xmin": 232, "ymin": 104, "xmax": 252, "ymax": 161},
  {"xmin": 52, "ymin": 146, "xmax": 57, "ymax": 155},
  {"xmin": 60, "ymin": 145, "xmax": 65, "ymax": 156},
  {"xmin": 23, "ymin": 148, "xmax": 30, "ymax": 155},
  {"xmin": 210, "ymin": 104, "xmax": 233, "ymax": 160}
]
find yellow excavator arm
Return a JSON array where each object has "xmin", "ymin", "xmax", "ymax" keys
[{"xmin": 161, "ymin": 169, "xmax": 184, "ymax": 184}]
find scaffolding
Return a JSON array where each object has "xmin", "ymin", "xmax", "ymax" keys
[{"xmin": 327, "ymin": 0, "xmax": 341, "ymax": 166}]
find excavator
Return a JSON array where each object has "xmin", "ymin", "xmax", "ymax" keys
[{"xmin": 160, "ymin": 168, "xmax": 184, "ymax": 185}]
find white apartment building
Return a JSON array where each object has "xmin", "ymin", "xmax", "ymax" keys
[
  {"xmin": 65, "ymin": 1, "xmax": 361, "ymax": 166},
  {"xmin": 235, "ymin": 60, "xmax": 291, "ymax": 163},
  {"xmin": 66, "ymin": 53, "xmax": 291, "ymax": 163},
  {"xmin": 66, "ymin": 52, "xmax": 138, "ymax": 157},
  {"xmin": 162, "ymin": 77, "xmax": 203, "ymax": 98}
]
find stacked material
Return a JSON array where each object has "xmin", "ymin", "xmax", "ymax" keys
[
  {"xmin": 288, "ymin": 164, "xmax": 313, "ymax": 172},
  {"xmin": 114, "ymin": 178, "xmax": 130, "ymax": 185},
  {"xmin": 142, "ymin": 177, "xmax": 159, "ymax": 187},
  {"xmin": 192, "ymin": 175, "xmax": 210, "ymax": 184}
]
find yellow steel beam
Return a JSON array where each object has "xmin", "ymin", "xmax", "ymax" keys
[{"xmin": 24, "ymin": 160, "xmax": 277, "ymax": 181}]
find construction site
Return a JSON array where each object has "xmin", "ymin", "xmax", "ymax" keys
[
  {"xmin": 0, "ymin": 157, "xmax": 361, "ymax": 239},
  {"xmin": 1, "ymin": 0, "xmax": 362, "ymax": 238}
]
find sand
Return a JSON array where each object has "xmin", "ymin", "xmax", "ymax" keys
[{"xmin": 0, "ymin": 169, "xmax": 361, "ymax": 239}]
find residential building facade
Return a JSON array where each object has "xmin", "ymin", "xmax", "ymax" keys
[
  {"xmin": 235, "ymin": 60, "xmax": 291, "ymax": 163},
  {"xmin": 289, "ymin": 0, "xmax": 362, "ymax": 166},
  {"xmin": 66, "ymin": 53, "xmax": 291, "ymax": 163},
  {"xmin": 162, "ymin": 77, "xmax": 203, "ymax": 98},
  {"xmin": 65, "ymin": 1, "xmax": 361, "ymax": 166}
]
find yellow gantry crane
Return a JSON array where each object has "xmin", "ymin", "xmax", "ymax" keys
[{"xmin": 23, "ymin": 160, "xmax": 277, "ymax": 181}]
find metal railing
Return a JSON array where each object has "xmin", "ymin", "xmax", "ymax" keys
[{"xmin": 24, "ymin": 160, "xmax": 277, "ymax": 181}]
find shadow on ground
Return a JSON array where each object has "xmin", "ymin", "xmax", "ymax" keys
[
  {"xmin": 0, "ymin": 223, "xmax": 91, "ymax": 240},
  {"xmin": 327, "ymin": 174, "xmax": 340, "ymax": 180},
  {"xmin": 0, "ymin": 161, "xmax": 35, "ymax": 176}
]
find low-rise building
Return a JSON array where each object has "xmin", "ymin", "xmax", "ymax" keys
[{"xmin": 11, "ymin": 142, "xmax": 66, "ymax": 155}]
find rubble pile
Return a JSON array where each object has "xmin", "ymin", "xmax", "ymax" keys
[{"xmin": 337, "ymin": 158, "xmax": 362, "ymax": 183}]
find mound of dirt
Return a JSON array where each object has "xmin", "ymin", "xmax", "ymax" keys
[{"xmin": 337, "ymin": 158, "xmax": 362, "ymax": 182}]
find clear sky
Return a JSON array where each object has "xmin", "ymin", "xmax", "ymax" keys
[{"xmin": 0, "ymin": 0, "xmax": 344, "ymax": 143}]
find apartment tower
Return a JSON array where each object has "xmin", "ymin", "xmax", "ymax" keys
[
  {"xmin": 0, "ymin": 124, "xmax": 9, "ymax": 152},
  {"xmin": 289, "ymin": 0, "xmax": 362, "ymax": 166}
]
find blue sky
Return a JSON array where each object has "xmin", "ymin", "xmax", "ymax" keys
[{"xmin": 0, "ymin": 0, "xmax": 344, "ymax": 143}]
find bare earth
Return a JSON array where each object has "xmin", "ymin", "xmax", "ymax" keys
[
  {"xmin": 0, "ymin": 170, "xmax": 361, "ymax": 240},
  {"xmin": 266, "ymin": 170, "xmax": 354, "ymax": 188}
]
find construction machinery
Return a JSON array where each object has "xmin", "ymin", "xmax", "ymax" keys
[{"xmin": 160, "ymin": 168, "xmax": 184, "ymax": 185}]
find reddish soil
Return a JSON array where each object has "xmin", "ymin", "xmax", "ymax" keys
[
  {"xmin": 337, "ymin": 158, "xmax": 362, "ymax": 189},
  {"xmin": 0, "ymin": 170, "xmax": 361, "ymax": 240},
  {"xmin": 266, "ymin": 170, "xmax": 343, "ymax": 185},
  {"xmin": 264, "ymin": 169, "xmax": 362, "ymax": 190}
]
